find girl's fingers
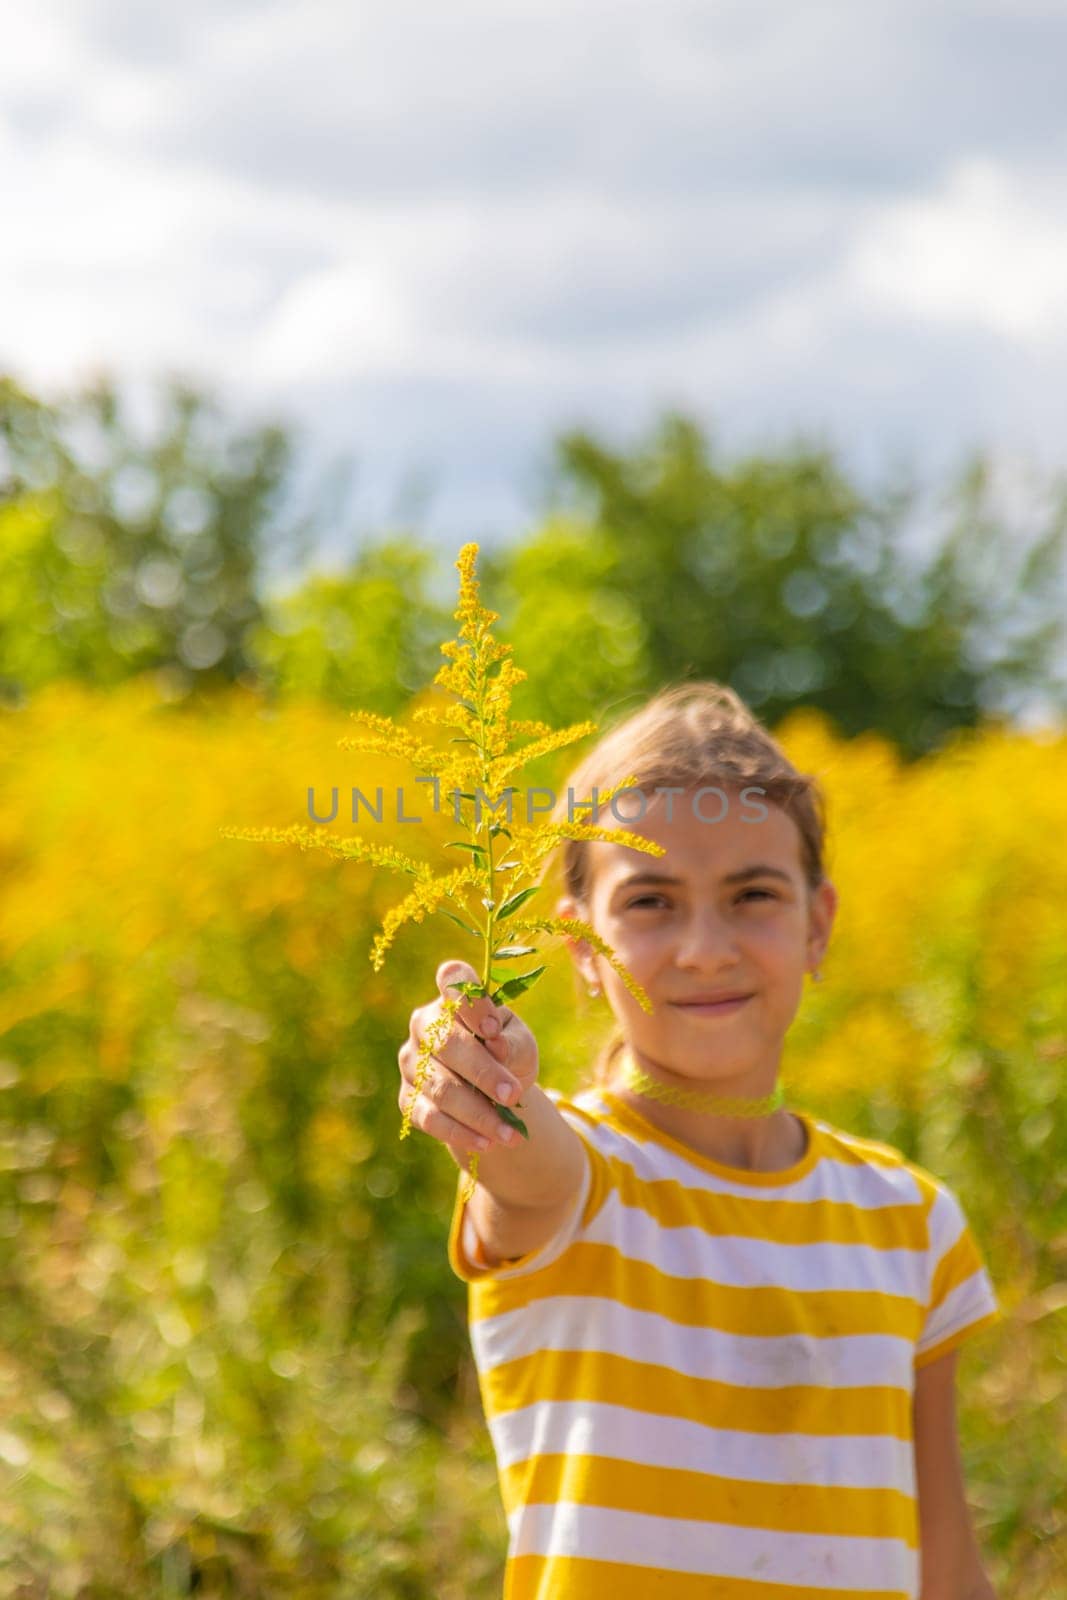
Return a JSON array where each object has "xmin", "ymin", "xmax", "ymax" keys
[
  {"xmin": 395, "ymin": 961, "xmax": 532, "ymax": 1158},
  {"xmin": 401, "ymin": 1067, "xmax": 513, "ymax": 1153},
  {"xmin": 420, "ymin": 997, "xmax": 521, "ymax": 1107}
]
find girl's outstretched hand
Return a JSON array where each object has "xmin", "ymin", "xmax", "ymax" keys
[{"xmin": 397, "ymin": 960, "xmax": 540, "ymax": 1164}]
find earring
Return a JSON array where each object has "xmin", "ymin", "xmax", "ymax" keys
[
  {"xmin": 587, "ymin": 982, "xmax": 601, "ymax": 999},
  {"xmin": 811, "ymin": 967, "xmax": 823, "ymax": 983}
]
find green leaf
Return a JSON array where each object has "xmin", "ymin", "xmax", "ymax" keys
[
  {"xmin": 451, "ymin": 980, "xmax": 490, "ymax": 1000},
  {"xmin": 448, "ymin": 736, "xmax": 477, "ymax": 746},
  {"xmin": 456, "ymin": 699, "xmax": 480, "ymax": 716},
  {"xmin": 492, "ymin": 945, "xmax": 537, "ymax": 960},
  {"xmin": 497, "ymin": 885, "xmax": 540, "ymax": 921},
  {"xmin": 488, "ymin": 823, "xmax": 512, "ymax": 840},
  {"xmin": 491, "ymin": 965, "xmax": 546, "ymax": 1002},
  {"xmin": 446, "ymin": 841, "xmax": 487, "ymax": 859},
  {"xmin": 494, "ymin": 858, "xmax": 521, "ymax": 870},
  {"xmin": 436, "ymin": 908, "xmax": 483, "ymax": 938},
  {"xmin": 494, "ymin": 1102, "xmax": 528, "ymax": 1138},
  {"xmin": 484, "ymin": 658, "xmax": 505, "ymax": 679}
]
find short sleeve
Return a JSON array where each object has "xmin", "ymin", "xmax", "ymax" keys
[
  {"xmin": 914, "ymin": 1178, "xmax": 1002, "ymax": 1368},
  {"xmin": 446, "ymin": 1090, "xmax": 612, "ymax": 1284}
]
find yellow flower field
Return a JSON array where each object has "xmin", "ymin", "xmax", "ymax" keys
[{"xmin": 0, "ymin": 677, "xmax": 1064, "ymax": 1595}]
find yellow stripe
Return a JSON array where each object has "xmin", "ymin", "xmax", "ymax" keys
[
  {"xmin": 501, "ymin": 1451, "xmax": 919, "ymax": 1545},
  {"xmin": 505, "ymin": 1552, "xmax": 911, "ymax": 1600},
  {"xmin": 482, "ymin": 1348, "xmax": 913, "ymax": 1439},
  {"xmin": 470, "ymin": 1239, "xmax": 926, "ymax": 1345},
  {"xmin": 928, "ymin": 1223, "xmax": 984, "ymax": 1305},
  {"xmin": 914, "ymin": 1306, "xmax": 1002, "ymax": 1368},
  {"xmin": 605, "ymin": 1159, "xmax": 934, "ymax": 1248},
  {"xmin": 823, "ymin": 1125, "xmax": 918, "ymax": 1168}
]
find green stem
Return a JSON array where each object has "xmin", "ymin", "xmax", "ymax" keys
[
  {"xmin": 465, "ymin": 631, "xmax": 528, "ymax": 1141},
  {"xmin": 472, "ymin": 635, "xmax": 494, "ymax": 988}
]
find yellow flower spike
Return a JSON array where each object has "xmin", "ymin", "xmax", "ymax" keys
[
  {"xmin": 460, "ymin": 1154, "xmax": 482, "ymax": 1204},
  {"xmin": 488, "ymin": 721, "xmax": 599, "ymax": 785},
  {"xmin": 455, "ymin": 541, "xmax": 497, "ymax": 622},
  {"xmin": 506, "ymin": 916, "xmax": 655, "ymax": 1014},
  {"xmin": 370, "ymin": 865, "xmax": 483, "ymax": 971},
  {"xmin": 410, "ymin": 704, "xmax": 447, "ymax": 727},
  {"xmin": 400, "ymin": 994, "xmax": 463, "ymax": 1142},
  {"xmin": 225, "ymin": 538, "xmax": 662, "ymax": 1179},
  {"xmin": 433, "ymin": 661, "xmax": 471, "ymax": 699},
  {"xmin": 506, "ymin": 819, "xmax": 666, "ymax": 883},
  {"xmin": 337, "ymin": 710, "xmax": 446, "ymax": 774},
  {"xmin": 220, "ymin": 823, "xmax": 435, "ymax": 881}
]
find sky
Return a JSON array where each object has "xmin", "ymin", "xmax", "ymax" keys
[{"xmin": 3, "ymin": 0, "xmax": 1067, "ymax": 570}]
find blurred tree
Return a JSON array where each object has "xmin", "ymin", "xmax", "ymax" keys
[
  {"xmin": 489, "ymin": 413, "xmax": 1067, "ymax": 759},
  {"xmin": 246, "ymin": 539, "xmax": 454, "ymax": 717},
  {"xmin": 5, "ymin": 377, "xmax": 1065, "ymax": 759},
  {"xmin": 0, "ymin": 373, "xmax": 302, "ymax": 703}
]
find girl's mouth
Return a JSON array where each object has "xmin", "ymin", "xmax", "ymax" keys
[{"xmin": 670, "ymin": 996, "xmax": 752, "ymax": 1017}]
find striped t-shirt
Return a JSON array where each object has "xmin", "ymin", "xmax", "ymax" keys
[{"xmin": 447, "ymin": 1084, "xmax": 1002, "ymax": 1600}]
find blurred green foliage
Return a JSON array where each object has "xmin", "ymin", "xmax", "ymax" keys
[
  {"xmin": 2, "ymin": 376, "xmax": 1066, "ymax": 760},
  {"xmin": 478, "ymin": 413, "xmax": 1067, "ymax": 757},
  {"xmin": 0, "ymin": 374, "xmax": 295, "ymax": 702},
  {"xmin": 244, "ymin": 543, "xmax": 454, "ymax": 719}
]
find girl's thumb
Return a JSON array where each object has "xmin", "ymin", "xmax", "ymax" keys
[
  {"xmin": 436, "ymin": 959, "xmax": 515, "ymax": 1043},
  {"xmin": 436, "ymin": 958, "xmax": 481, "ymax": 1000}
]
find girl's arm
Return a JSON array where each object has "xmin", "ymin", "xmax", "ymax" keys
[
  {"xmin": 913, "ymin": 1348, "xmax": 997, "ymax": 1599},
  {"xmin": 460, "ymin": 1081, "xmax": 587, "ymax": 1260}
]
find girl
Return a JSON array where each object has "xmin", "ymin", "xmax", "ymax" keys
[{"xmin": 397, "ymin": 681, "xmax": 1002, "ymax": 1599}]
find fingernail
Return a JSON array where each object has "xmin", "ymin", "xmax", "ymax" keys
[
  {"xmin": 482, "ymin": 1015, "xmax": 499, "ymax": 1035},
  {"xmin": 496, "ymin": 1081, "xmax": 513, "ymax": 1105}
]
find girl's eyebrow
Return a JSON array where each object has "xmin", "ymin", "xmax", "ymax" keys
[{"xmin": 613, "ymin": 865, "xmax": 793, "ymax": 891}]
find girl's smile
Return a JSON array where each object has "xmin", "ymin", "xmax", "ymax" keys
[{"xmin": 670, "ymin": 994, "xmax": 753, "ymax": 1016}]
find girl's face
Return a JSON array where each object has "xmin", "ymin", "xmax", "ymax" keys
[{"xmin": 560, "ymin": 785, "xmax": 836, "ymax": 1086}]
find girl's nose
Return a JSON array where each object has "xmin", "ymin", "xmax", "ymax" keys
[{"xmin": 674, "ymin": 906, "xmax": 739, "ymax": 967}]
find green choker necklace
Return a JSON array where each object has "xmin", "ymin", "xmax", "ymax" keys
[{"xmin": 619, "ymin": 1050, "xmax": 786, "ymax": 1118}]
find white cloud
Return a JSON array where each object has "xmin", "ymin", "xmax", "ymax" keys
[
  {"xmin": 0, "ymin": 9, "xmax": 82, "ymax": 96},
  {"xmin": 846, "ymin": 160, "xmax": 1067, "ymax": 340},
  {"xmin": 1, "ymin": 0, "xmax": 1067, "ymax": 542},
  {"xmin": 254, "ymin": 262, "xmax": 411, "ymax": 383}
]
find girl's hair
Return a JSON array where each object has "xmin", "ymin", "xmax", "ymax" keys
[{"xmin": 545, "ymin": 680, "xmax": 829, "ymax": 1093}]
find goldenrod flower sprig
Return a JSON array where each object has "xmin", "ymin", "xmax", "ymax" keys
[{"xmin": 222, "ymin": 542, "xmax": 665, "ymax": 1199}]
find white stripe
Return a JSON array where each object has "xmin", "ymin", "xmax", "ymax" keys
[
  {"xmin": 916, "ymin": 1269, "xmax": 998, "ymax": 1356},
  {"xmin": 813, "ymin": 1151, "xmax": 925, "ymax": 1210},
  {"xmin": 506, "ymin": 1500, "xmax": 919, "ymax": 1592},
  {"xmin": 557, "ymin": 1104, "xmax": 925, "ymax": 1210},
  {"xmin": 472, "ymin": 1293, "xmax": 916, "ymax": 1395},
  {"xmin": 925, "ymin": 1181, "xmax": 967, "ymax": 1262},
  {"xmin": 489, "ymin": 1399, "xmax": 916, "ymax": 1494},
  {"xmin": 570, "ymin": 1187, "xmax": 929, "ymax": 1298}
]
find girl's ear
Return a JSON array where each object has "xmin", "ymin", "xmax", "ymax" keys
[
  {"xmin": 807, "ymin": 879, "xmax": 838, "ymax": 969},
  {"xmin": 556, "ymin": 894, "xmax": 598, "ymax": 986}
]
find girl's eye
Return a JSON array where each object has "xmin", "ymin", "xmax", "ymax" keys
[{"xmin": 624, "ymin": 890, "xmax": 777, "ymax": 910}]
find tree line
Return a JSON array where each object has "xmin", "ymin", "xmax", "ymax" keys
[{"xmin": 2, "ymin": 372, "xmax": 1064, "ymax": 758}]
